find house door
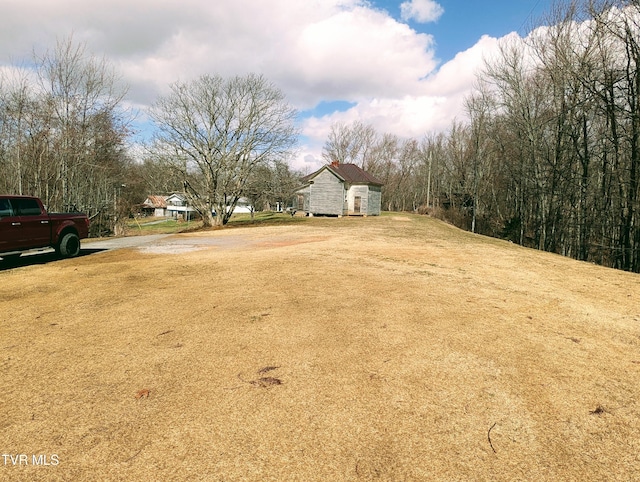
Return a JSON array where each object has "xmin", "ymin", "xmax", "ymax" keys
[{"xmin": 354, "ymin": 196, "xmax": 362, "ymax": 213}]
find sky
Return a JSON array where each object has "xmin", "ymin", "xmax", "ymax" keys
[{"xmin": 0, "ymin": 0, "xmax": 554, "ymax": 172}]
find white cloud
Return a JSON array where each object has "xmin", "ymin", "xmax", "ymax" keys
[
  {"xmin": 0, "ymin": 0, "xmax": 529, "ymax": 172},
  {"xmin": 0, "ymin": 0, "xmax": 439, "ymax": 107},
  {"xmin": 291, "ymin": 6, "xmax": 437, "ymax": 105},
  {"xmin": 296, "ymin": 33, "xmax": 509, "ymax": 168},
  {"xmin": 400, "ymin": 0, "xmax": 444, "ymax": 24}
]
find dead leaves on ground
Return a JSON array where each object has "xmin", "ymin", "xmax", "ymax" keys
[
  {"xmin": 590, "ymin": 404, "xmax": 607, "ymax": 415},
  {"xmin": 135, "ymin": 388, "xmax": 151, "ymax": 399},
  {"xmin": 135, "ymin": 365, "xmax": 282, "ymax": 398},
  {"xmin": 232, "ymin": 366, "xmax": 283, "ymax": 389},
  {"xmin": 250, "ymin": 376, "xmax": 283, "ymax": 387}
]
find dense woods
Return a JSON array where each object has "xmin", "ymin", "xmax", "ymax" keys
[
  {"xmin": 1, "ymin": 1, "xmax": 640, "ymax": 271},
  {"xmin": 0, "ymin": 39, "xmax": 135, "ymax": 236},
  {"xmin": 323, "ymin": 1, "xmax": 640, "ymax": 272},
  {"xmin": 466, "ymin": 0, "xmax": 640, "ymax": 272}
]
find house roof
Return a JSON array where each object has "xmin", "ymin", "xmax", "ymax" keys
[
  {"xmin": 143, "ymin": 195, "xmax": 167, "ymax": 208},
  {"xmin": 165, "ymin": 193, "xmax": 186, "ymax": 202},
  {"xmin": 302, "ymin": 163, "xmax": 383, "ymax": 186}
]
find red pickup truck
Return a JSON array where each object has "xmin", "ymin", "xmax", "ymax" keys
[{"xmin": 0, "ymin": 195, "xmax": 90, "ymax": 261}]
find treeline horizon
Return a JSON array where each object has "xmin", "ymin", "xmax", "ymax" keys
[{"xmin": 453, "ymin": 0, "xmax": 640, "ymax": 272}]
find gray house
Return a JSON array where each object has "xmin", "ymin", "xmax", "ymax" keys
[{"xmin": 294, "ymin": 162, "xmax": 383, "ymax": 216}]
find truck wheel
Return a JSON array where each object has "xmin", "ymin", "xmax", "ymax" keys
[{"xmin": 57, "ymin": 232, "xmax": 81, "ymax": 258}]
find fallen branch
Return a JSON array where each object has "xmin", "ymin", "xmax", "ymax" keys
[
  {"xmin": 123, "ymin": 442, "xmax": 150, "ymax": 463},
  {"xmin": 488, "ymin": 422, "xmax": 497, "ymax": 454}
]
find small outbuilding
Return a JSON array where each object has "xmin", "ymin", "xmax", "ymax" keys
[{"xmin": 294, "ymin": 162, "xmax": 383, "ymax": 216}]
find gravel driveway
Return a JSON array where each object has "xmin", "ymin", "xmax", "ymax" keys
[
  {"xmin": 84, "ymin": 232, "xmax": 252, "ymax": 254},
  {"xmin": 84, "ymin": 234, "xmax": 172, "ymax": 250}
]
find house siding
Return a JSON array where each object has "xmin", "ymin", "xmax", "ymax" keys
[
  {"xmin": 367, "ymin": 185, "xmax": 382, "ymax": 215},
  {"xmin": 296, "ymin": 187, "xmax": 310, "ymax": 211},
  {"xmin": 308, "ymin": 169, "xmax": 345, "ymax": 215}
]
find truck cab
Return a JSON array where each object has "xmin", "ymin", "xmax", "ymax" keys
[
  {"xmin": 0, "ymin": 195, "xmax": 89, "ymax": 260},
  {"xmin": 0, "ymin": 197, "xmax": 50, "ymax": 250}
]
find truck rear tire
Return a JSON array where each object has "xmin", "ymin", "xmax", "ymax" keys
[{"xmin": 57, "ymin": 232, "xmax": 81, "ymax": 258}]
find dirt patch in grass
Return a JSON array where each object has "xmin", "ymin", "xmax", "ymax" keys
[
  {"xmin": 252, "ymin": 235, "xmax": 330, "ymax": 249},
  {"xmin": 1, "ymin": 214, "xmax": 640, "ymax": 481}
]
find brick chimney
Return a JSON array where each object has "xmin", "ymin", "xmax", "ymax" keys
[{"xmin": 331, "ymin": 160, "xmax": 339, "ymax": 167}]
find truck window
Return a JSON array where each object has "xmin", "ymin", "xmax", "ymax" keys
[
  {"xmin": 0, "ymin": 199, "xmax": 14, "ymax": 218},
  {"xmin": 14, "ymin": 198, "xmax": 42, "ymax": 216}
]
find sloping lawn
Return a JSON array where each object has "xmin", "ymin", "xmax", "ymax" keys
[{"xmin": 1, "ymin": 214, "xmax": 639, "ymax": 481}]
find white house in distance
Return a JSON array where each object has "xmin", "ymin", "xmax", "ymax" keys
[
  {"xmin": 165, "ymin": 193, "xmax": 196, "ymax": 218},
  {"xmin": 142, "ymin": 193, "xmax": 196, "ymax": 218},
  {"xmin": 227, "ymin": 197, "xmax": 253, "ymax": 214},
  {"xmin": 142, "ymin": 194, "xmax": 253, "ymax": 218},
  {"xmin": 294, "ymin": 161, "xmax": 383, "ymax": 216}
]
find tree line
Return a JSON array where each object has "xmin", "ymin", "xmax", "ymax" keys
[
  {"xmin": 464, "ymin": 0, "xmax": 640, "ymax": 272},
  {"xmin": 0, "ymin": 39, "xmax": 134, "ymax": 236},
  {"xmin": 323, "ymin": 0, "xmax": 640, "ymax": 272},
  {"xmin": 0, "ymin": 39, "xmax": 301, "ymax": 233}
]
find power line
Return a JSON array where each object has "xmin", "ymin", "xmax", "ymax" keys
[{"xmin": 519, "ymin": 0, "xmax": 543, "ymax": 34}]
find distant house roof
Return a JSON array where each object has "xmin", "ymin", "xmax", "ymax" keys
[
  {"xmin": 302, "ymin": 162, "xmax": 383, "ymax": 186},
  {"xmin": 165, "ymin": 193, "xmax": 186, "ymax": 201},
  {"xmin": 143, "ymin": 195, "xmax": 167, "ymax": 208}
]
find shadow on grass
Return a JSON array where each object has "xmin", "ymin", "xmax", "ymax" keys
[
  {"xmin": 224, "ymin": 212, "xmax": 308, "ymax": 229},
  {"xmin": 0, "ymin": 248, "xmax": 107, "ymax": 271},
  {"xmin": 122, "ymin": 213, "xmax": 306, "ymax": 235}
]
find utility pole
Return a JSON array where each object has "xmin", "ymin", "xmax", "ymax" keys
[{"xmin": 426, "ymin": 151, "xmax": 432, "ymax": 209}]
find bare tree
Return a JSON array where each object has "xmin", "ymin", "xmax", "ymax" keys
[
  {"xmin": 149, "ymin": 73, "xmax": 298, "ymax": 227},
  {"xmin": 322, "ymin": 121, "xmax": 378, "ymax": 169},
  {"xmin": 35, "ymin": 36, "xmax": 130, "ymax": 213},
  {"xmin": 0, "ymin": 36, "xmax": 131, "ymax": 236},
  {"xmin": 417, "ymin": 132, "xmax": 447, "ymax": 212},
  {"xmin": 464, "ymin": 81, "xmax": 496, "ymax": 233},
  {"xmin": 0, "ymin": 71, "xmax": 32, "ymax": 195}
]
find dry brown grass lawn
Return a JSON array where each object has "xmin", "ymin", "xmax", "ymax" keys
[{"xmin": 1, "ymin": 214, "xmax": 640, "ymax": 481}]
